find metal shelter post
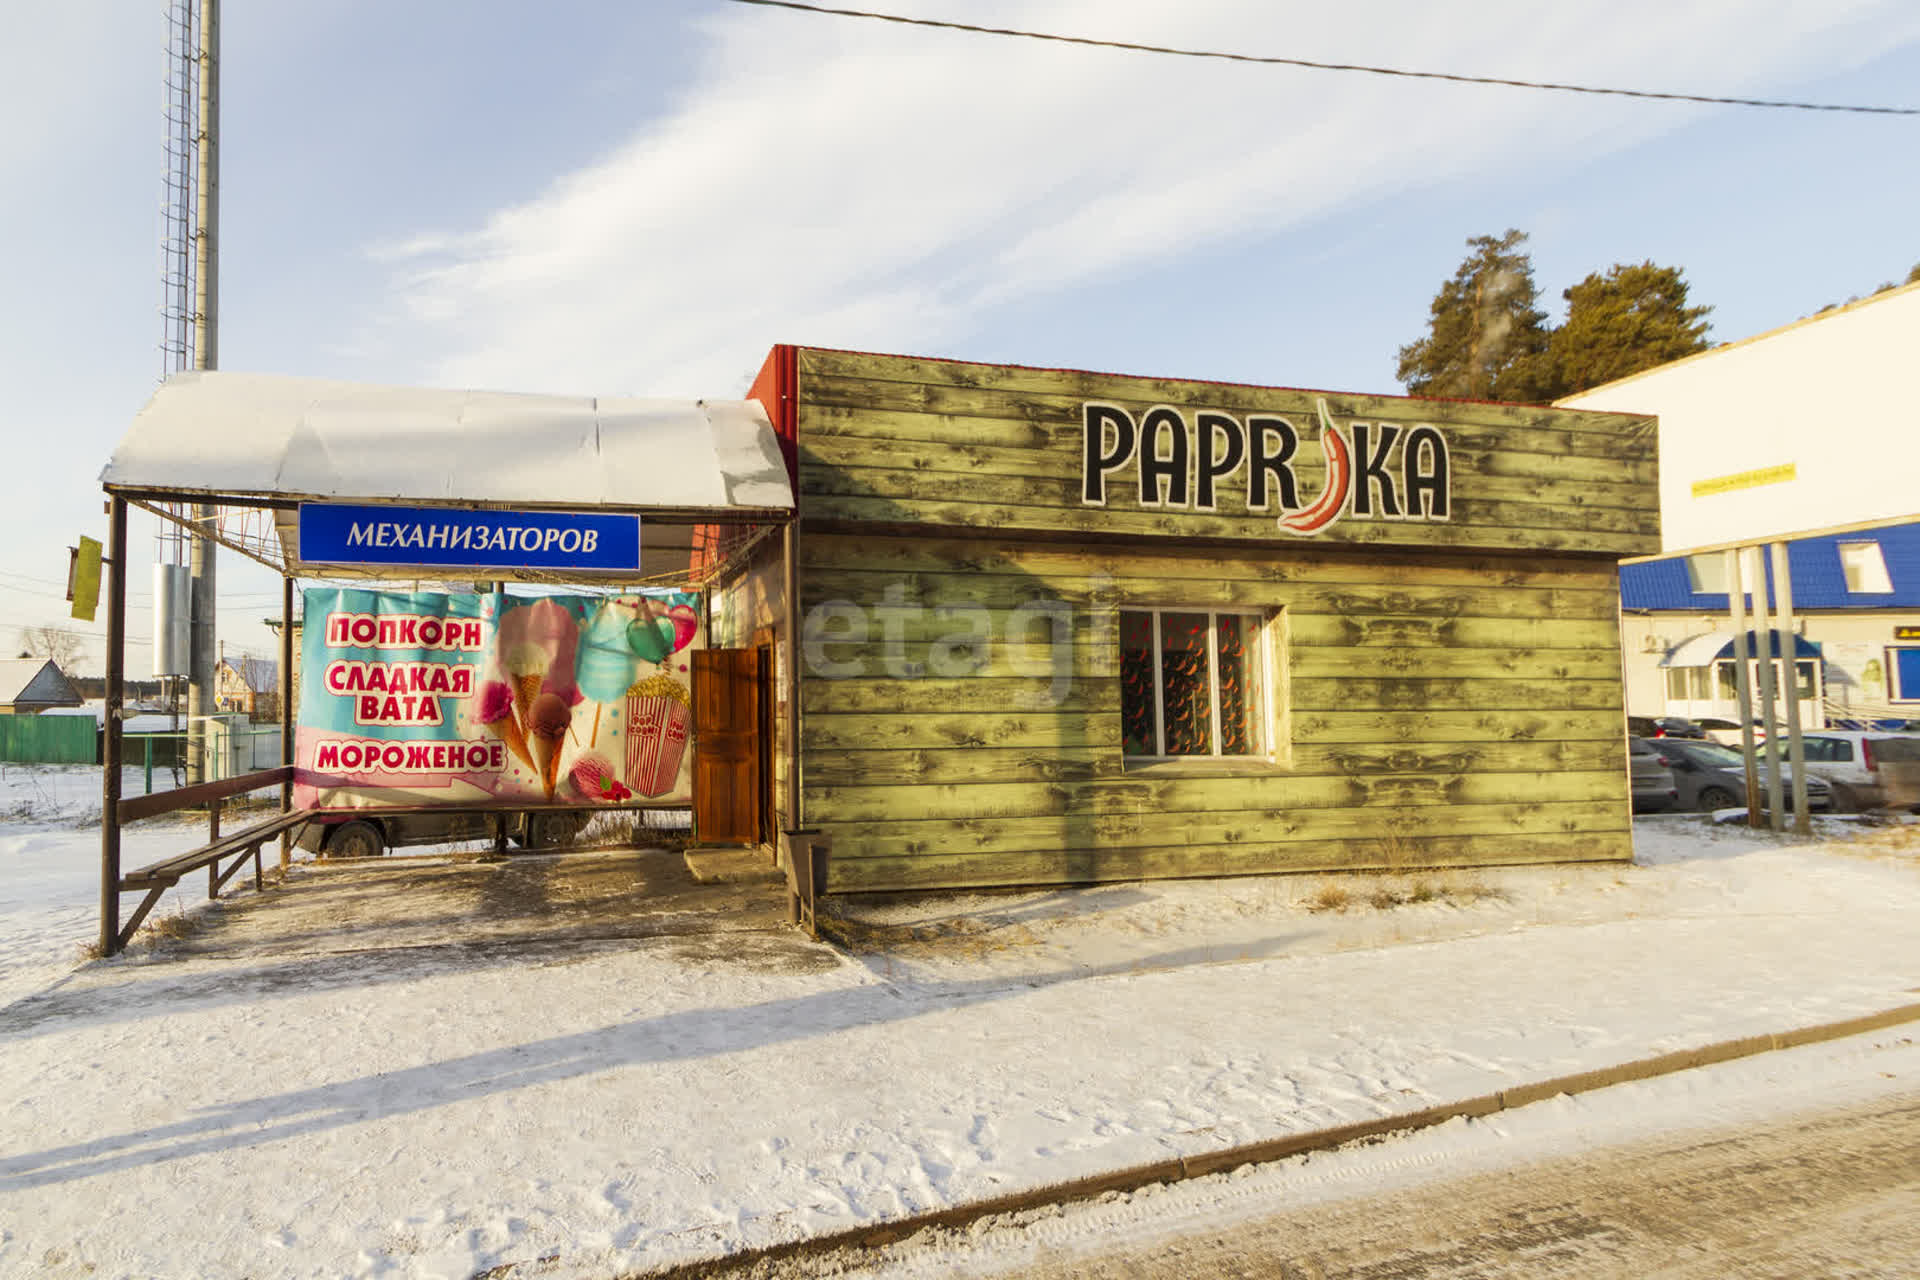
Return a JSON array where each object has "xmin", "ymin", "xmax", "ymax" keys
[
  {"xmin": 1747, "ymin": 546, "xmax": 1783, "ymax": 830},
  {"xmin": 100, "ymin": 497, "xmax": 128, "ymax": 956},
  {"xmin": 1725, "ymin": 549, "xmax": 1760, "ymax": 823},
  {"xmin": 1771, "ymin": 541, "xmax": 1810, "ymax": 833},
  {"xmin": 186, "ymin": 0, "xmax": 221, "ymax": 786},
  {"xmin": 279, "ymin": 573, "xmax": 295, "ymax": 868}
]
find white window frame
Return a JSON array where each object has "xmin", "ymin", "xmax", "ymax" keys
[
  {"xmin": 1684, "ymin": 554, "xmax": 1729, "ymax": 594},
  {"xmin": 1121, "ymin": 607, "xmax": 1278, "ymax": 760},
  {"xmin": 1838, "ymin": 541, "xmax": 1894, "ymax": 594}
]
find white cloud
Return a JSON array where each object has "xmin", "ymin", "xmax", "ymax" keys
[{"xmin": 364, "ymin": 0, "xmax": 1920, "ymax": 397}]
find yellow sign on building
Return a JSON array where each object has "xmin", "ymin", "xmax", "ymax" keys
[{"xmin": 1691, "ymin": 462, "xmax": 1797, "ymax": 499}]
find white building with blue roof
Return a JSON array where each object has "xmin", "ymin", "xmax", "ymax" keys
[
  {"xmin": 1618, "ymin": 525, "xmax": 1920, "ymax": 727},
  {"xmin": 1560, "ymin": 280, "xmax": 1920, "ymax": 729}
]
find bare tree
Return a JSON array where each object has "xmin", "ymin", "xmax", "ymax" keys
[{"xmin": 17, "ymin": 624, "xmax": 87, "ymax": 672}]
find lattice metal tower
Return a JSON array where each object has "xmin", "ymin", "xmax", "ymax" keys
[
  {"xmin": 158, "ymin": 0, "xmax": 221, "ymax": 780},
  {"xmin": 160, "ymin": 0, "xmax": 198, "ymax": 383},
  {"xmin": 154, "ymin": 0, "xmax": 200, "ymax": 721}
]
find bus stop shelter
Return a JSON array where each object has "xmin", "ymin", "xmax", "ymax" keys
[{"xmin": 94, "ymin": 371, "xmax": 796, "ymax": 955}]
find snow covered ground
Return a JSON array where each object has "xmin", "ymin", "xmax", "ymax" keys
[{"xmin": 0, "ymin": 764, "xmax": 1916, "ymax": 1279}]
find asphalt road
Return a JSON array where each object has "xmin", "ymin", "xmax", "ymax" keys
[{"xmin": 732, "ymin": 1085, "xmax": 1920, "ymax": 1279}]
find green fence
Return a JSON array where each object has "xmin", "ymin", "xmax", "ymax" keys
[
  {"xmin": 0, "ymin": 715, "xmax": 99, "ymax": 764},
  {"xmin": 122, "ymin": 726, "xmax": 284, "ymax": 794}
]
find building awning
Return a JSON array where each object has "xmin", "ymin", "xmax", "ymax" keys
[
  {"xmin": 100, "ymin": 371, "xmax": 794, "ymax": 580},
  {"xmin": 1662, "ymin": 630, "xmax": 1823, "ymax": 667}
]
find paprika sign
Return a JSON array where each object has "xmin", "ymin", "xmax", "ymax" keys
[{"xmin": 1079, "ymin": 397, "xmax": 1450, "ymax": 536}]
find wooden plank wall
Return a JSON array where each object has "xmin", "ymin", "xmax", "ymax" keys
[
  {"xmin": 787, "ymin": 348, "xmax": 1657, "ymax": 892},
  {"xmin": 799, "ymin": 535, "xmax": 1632, "ymax": 892},
  {"xmin": 795, "ymin": 349, "xmax": 1660, "ymax": 559}
]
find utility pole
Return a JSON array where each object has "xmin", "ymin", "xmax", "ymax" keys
[{"xmin": 186, "ymin": 0, "xmax": 219, "ymax": 784}]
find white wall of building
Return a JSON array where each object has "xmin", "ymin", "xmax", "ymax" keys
[
  {"xmin": 1620, "ymin": 610, "xmax": 1920, "ymax": 725},
  {"xmin": 1561, "ymin": 283, "xmax": 1920, "ymax": 554}
]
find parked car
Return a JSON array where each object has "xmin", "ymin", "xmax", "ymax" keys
[
  {"xmin": 1627, "ymin": 737, "xmax": 1679, "ymax": 813},
  {"xmin": 295, "ymin": 809, "xmax": 587, "ymax": 858},
  {"xmin": 1627, "ymin": 715, "xmax": 1707, "ymax": 740},
  {"xmin": 1651, "ymin": 737, "xmax": 1833, "ymax": 814},
  {"xmin": 1793, "ymin": 731, "xmax": 1920, "ymax": 812}
]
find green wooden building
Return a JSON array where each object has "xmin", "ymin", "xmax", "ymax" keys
[{"xmin": 705, "ymin": 346, "xmax": 1660, "ymax": 894}]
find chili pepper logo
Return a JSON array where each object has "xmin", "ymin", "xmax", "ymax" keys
[{"xmin": 1278, "ymin": 398, "xmax": 1350, "ymax": 536}]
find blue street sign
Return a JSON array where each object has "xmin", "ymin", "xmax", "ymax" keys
[{"xmin": 298, "ymin": 503, "xmax": 641, "ymax": 572}]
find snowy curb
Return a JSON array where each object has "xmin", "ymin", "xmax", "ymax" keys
[{"xmin": 634, "ymin": 1000, "xmax": 1920, "ymax": 1279}]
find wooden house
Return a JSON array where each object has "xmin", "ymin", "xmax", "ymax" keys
[
  {"xmin": 703, "ymin": 347, "xmax": 1661, "ymax": 893},
  {"xmin": 214, "ymin": 655, "xmax": 280, "ymax": 719}
]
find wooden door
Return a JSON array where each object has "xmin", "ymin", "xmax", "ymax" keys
[{"xmin": 693, "ymin": 648, "xmax": 763, "ymax": 845}]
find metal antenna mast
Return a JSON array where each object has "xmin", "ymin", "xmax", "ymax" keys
[
  {"xmin": 157, "ymin": 0, "xmax": 197, "ymax": 728},
  {"xmin": 159, "ymin": 0, "xmax": 220, "ymax": 781},
  {"xmin": 160, "ymin": 0, "xmax": 197, "ymax": 384}
]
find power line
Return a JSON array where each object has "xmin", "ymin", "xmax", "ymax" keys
[
  {"xmin": 725, "ymin": 0, "xmax": 1920, "ymax": 117},
  {"xmin": 0, "ymin": 568, "xmax": 69, "ymax": 589}
]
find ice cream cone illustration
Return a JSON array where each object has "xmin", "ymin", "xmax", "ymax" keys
[
  {"xmin": 511, "ymin": 672, "xmax": 540, "ymax": 728},
  {"xmin": 528, "ymin": 689, "xmax": 572, "ymax": 800},
  {"xmin": 475, "ymin": 677, "xmax": 534, "ymax": 773},
  {"xmin": 485, "ymin": 596, "xmax": 589, "ymax": 791},
  {"xmin": 623, "ymin": 673, "xmax": 692, "ymax": 798},
  {"xmin": 497, "ymin": 598, "xmax": 581, "ymax": 727}
]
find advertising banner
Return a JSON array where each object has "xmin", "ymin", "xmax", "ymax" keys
[{"xmin": 295, "ymin": 587, "xmax": 702, "ymax": 811}]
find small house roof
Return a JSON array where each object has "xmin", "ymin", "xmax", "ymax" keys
[{"xmin": 0, "ymin": 658, "xmax": 83, "ymax": 708}]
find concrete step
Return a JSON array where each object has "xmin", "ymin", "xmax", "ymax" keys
[{"xmin": 683, "ymin": 844, "xmax": 782, "ymax": 885}]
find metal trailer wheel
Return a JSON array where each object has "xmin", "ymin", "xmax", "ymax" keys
[{"xmin": 327, "ymin": 819, "xmax": 386, "ymax": 859}]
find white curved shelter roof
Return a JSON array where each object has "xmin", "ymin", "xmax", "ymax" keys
[
  {"xmin": 101, "ymin": 372, "xmax": 793, "ymax": 581},
  {"xmin": 103, "ymin": 372, "xmax": 794, "ymax": 514}
]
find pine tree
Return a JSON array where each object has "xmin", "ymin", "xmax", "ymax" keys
[
  {"xmin": 1395, "ymin": 230, "xmax": 1552, "ymax": 402},
  {"xmin": 1398, "ymin": 235, "xmax": 1716, "ymax": 403},
  {"xmin": 1545, "ymin": 261, "xmax": 1712, "ymax": 398}
]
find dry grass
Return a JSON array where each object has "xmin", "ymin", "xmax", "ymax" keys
[
  {"xmin": 1378, "ymin": 829, "xmax": 1415, "ymax": 876},
  {"xmin": 73, "ymin": 907, "xmax": 204, "ymax": 962},
  {"xmin": 1295, "ymin": 830, "xmax": 1515, "ymax": 914},
  {"xmin": 146, "ymin": 911, "xmax": 200, "ymax": 941},
  {"xmin": 1307, "ymin": 874, "xmax": 1505, "ymax": 914},
  {"xmin": 1310, "ymin": 884, "xmax": 1352, "ymax": 913}
]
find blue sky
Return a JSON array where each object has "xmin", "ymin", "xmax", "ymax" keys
[{"xmin": 6, "ymin": 0, "xmax": 1918, "ymax": 674}]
